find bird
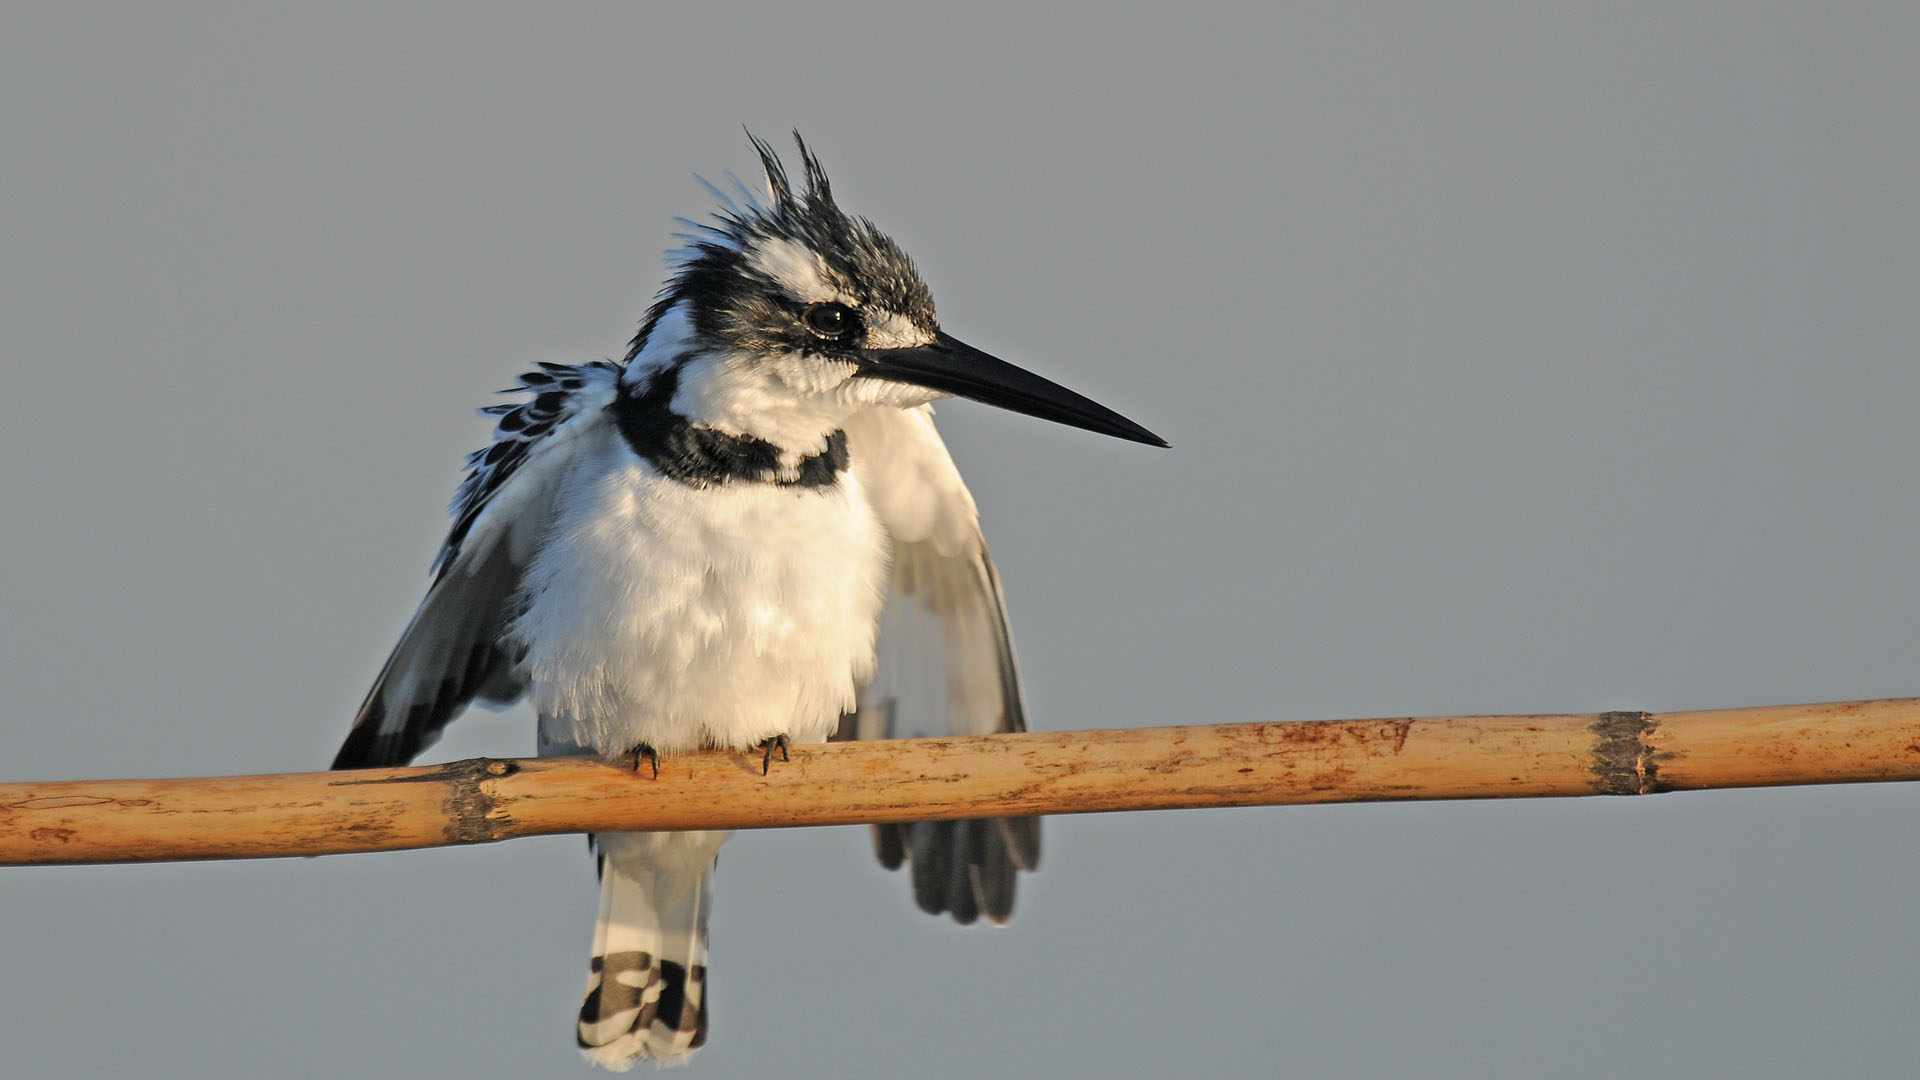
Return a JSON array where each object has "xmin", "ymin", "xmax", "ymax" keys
[{"xmin": 330, "ymin": 131, "xmax": 1165, "ymax": 1070}]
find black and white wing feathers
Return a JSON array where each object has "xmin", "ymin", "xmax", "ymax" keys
[
  {"xmin": 838, "ymin": 405, "xmax": 1041, "ymax": 925},
  {"xmin": 332, "ymin": 362, "xmax": 621, "ymax": 769}
]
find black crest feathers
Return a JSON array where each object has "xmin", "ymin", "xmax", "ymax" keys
[{"xmin": 747, "ymin": 128, "xmax": 836, "ymax": 215}]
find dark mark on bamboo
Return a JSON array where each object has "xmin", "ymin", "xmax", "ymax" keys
[
  {"xmin": 1589, "ymin": 711, "xmax": 1663, "ymax": 795},
  {"xmin": 444, "ymin": 759, "xmax": 512, "ymax": 845},
  {"xmin": 334, "ymin": 758, "xmax": 516, "ymax": 844}
]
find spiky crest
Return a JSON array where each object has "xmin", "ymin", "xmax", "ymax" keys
[{"xmin": 625, "ymin": 132, "xmax": 934, "ymax": 366}]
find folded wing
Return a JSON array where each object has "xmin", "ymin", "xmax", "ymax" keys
[
  {"xmin": 332, "ymin": 362, "xmax": 621, "ymax": 769},
  {"xmin": 838, "ymin": 405, "xmax": 1041, "ymax": 925}
]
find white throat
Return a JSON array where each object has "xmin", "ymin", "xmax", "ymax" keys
[
  {"xmin": 669, "ymin": 350, "xmax": 862, "ymax": 462},
  {"xmin": 625, "ymin": 303, "xmax": 946, "ymax": 464}
]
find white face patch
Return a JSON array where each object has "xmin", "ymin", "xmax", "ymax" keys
[
  {"xmin": 750, "ymin": 236, "xmax": 846, "ymax": 303},
  {"xmin": 831, "ymin": 373, "xmax": 943, "ymax": 411},
  {"xmin": 621, "ymin": 301, "xmax": 696, "ymax": 390},
  {"xmin": 768, "ymin": 354, "xmax": 860, "ymax": 395},
  {"xmin": 862, "ymin": 309, "xmax": 934, "ymax": 350}
]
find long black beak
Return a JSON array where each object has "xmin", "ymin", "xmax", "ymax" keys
[{"xmin": 856, "ymin": 331, "xmax": 1168, "ymax": 447}]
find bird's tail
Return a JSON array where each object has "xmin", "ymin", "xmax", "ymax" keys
[{"xmin": 576, "ymin": 836, "xmax": 717, "ymax": 1070}]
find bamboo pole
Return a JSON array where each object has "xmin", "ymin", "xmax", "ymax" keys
[{"xmin": 4, "ymin": 697, "xmax": 1919, "ymax": 867}]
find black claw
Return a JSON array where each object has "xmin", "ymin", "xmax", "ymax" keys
[
  {"xmin": 759, "ymin": 734, "xmax": 791, "ymax": 776},
  {"xmin": 630, "ymin": 744, "xmax": 659, "ymax": 779}
]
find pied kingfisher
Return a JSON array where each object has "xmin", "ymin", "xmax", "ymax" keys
[{"xmin": 331, "ymin": 132, "xmax": 1164, "ymax": 1070}]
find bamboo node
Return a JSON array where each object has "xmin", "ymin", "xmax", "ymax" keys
[{"xmin": 1589, "ymin": 710, "xmax": 1663, "ymax": 795}]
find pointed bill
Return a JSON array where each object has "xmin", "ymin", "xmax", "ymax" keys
[{"xmin": 856, "ymin": 331, "xmax": 1168, "ymax": 447}]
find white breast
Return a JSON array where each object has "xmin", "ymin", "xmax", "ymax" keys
[{"xmin": 510, "ymin": 426, "xmax": 890, "ymax": 758}]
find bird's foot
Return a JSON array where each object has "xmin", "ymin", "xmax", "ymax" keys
[
  {"xmin": 629, "ymin": 743, "xmax": 659, "ymax": 779},
  {"xmin": 758, "ymin": 734, "xmax": 791, "ymax": 776}
]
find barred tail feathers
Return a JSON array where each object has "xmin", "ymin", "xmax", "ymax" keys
[{"xmin": 577, "ymin": 833, "xmax": 723, "ymax": 1070}]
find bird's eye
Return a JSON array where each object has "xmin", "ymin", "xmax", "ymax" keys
[{"xmin": 803, "ymin": 302, "xmax": 856, "ymax": 340}]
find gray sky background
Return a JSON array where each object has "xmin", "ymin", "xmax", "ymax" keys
[{"xmin": 5, "ymin": 4, "xmax": 1919, "ymax": 1077}]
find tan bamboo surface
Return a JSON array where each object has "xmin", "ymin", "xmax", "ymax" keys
[{"xmin": 4, "ymin": 697, "xmax": 1919, "ymax": 867}]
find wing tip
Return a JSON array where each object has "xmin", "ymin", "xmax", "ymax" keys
[{"xmin": 878, "ymin": 817, "xmax": 1037, "ymax": 926}]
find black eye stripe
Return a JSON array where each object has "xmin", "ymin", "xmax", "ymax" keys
[{"xmin": 802, "ymin": 302, "xmax": 858, "ymax": 340}]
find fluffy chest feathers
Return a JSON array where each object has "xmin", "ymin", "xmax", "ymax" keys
[
  {"xmin": 511, "ymin": 425, "xmax": 889, "ymax": 757},
  {"xmin": 328, "ymin": 137, "xmax": 1159, "ymax": 1070}
]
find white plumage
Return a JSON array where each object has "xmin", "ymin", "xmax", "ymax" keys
[
  {"xmin": 517, "ymin": 410, "xmax": 890, "ymax": 758},
  {"xmin": 333, "ymin": 133, "xmax": 1162, "ymax": 1069}
]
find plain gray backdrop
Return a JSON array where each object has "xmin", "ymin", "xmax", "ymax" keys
[{"xmin": 5, "ymin": 3, "xmax": 1918, "ymax": 1077}]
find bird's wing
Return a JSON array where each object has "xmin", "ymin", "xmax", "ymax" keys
[
  {"xmin": 838, "ymin": 404, "xmax": 1040, "ymax": 925},
  {"xmin": 332, "ymin": 361, "xmax": 622, "ymax": 769}
]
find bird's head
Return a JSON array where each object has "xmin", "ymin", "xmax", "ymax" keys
[{"xmin": 624, "ymin": 132, "xmax": 1165, "ymax": 455}]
